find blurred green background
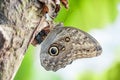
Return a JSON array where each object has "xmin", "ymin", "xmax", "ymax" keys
[{"xmin": 14, "ymin": 0, "xmax": 120, "ymax": 80}]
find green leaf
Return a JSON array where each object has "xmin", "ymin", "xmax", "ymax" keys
[{"xmin": 55, "ymin": 0, "xmax": 118, "ymax": 31}]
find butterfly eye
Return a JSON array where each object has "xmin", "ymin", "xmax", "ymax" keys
[{"xmin": 48, "ymin": 46, "xmax": 59, "ymax": 56}]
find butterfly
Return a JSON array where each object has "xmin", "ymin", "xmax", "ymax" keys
[{"xmin": 33, "ymin": 24, "xmax": 102, "ymax": 71}]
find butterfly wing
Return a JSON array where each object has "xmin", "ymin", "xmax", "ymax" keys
[{"xmin": 40, "ymin": 26, "xmax": 102, "ymax": 71}]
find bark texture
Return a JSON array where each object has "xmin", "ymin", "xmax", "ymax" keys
[{"xmin": 0, "ymin": 0, "xmax": 58, "ymax": 80}]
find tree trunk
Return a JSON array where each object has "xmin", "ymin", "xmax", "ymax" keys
[{"xmin": 0, "ymin": 0, "xmax": 58, "ymax": 80}]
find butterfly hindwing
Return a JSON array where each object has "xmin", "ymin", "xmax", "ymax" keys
[{"xmin": 40, "ymin": 26, "xmax": 102, "ymax": 71}]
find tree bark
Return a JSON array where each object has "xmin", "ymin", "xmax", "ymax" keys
[{"xmin": 0, "ymin": 0, "xmax": 58, "ymax": 80}]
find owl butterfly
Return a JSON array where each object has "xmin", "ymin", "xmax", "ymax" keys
[{"xmin": 38, "ymin": 24, "xmax": 102, "ymax": 72}]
